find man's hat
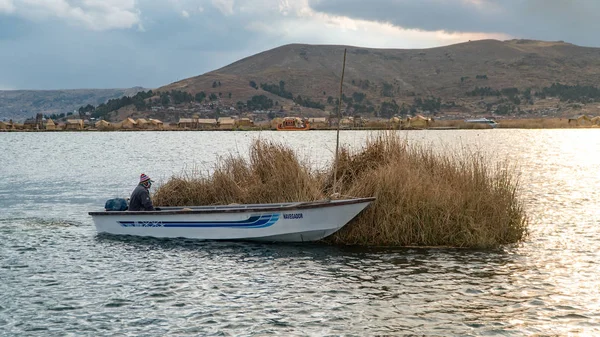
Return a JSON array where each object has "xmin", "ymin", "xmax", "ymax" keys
[{"xmin": 140, "ymin": 173, "xmax": 153, "ymax": 183}]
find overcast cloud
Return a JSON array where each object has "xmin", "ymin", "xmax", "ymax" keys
[
  {"xmin": 310, "ymin": 0, "xmax": 600, "ymax": 45},
  {"xmin": 0, "ymin": 0, "xmax": 595, "ymax": 89}
]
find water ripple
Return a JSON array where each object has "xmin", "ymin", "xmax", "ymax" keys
[{"xmin": 2, "ymin": 130, "xmax": 600, "ymax": 335}]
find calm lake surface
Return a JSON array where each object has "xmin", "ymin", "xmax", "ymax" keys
[{"xmin": 2, "ymin": 129, "xmax": 600, "ymax": 336}]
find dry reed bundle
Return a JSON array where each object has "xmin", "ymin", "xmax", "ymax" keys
[
  {"xmin": 153, "ymin": 140, "xmax": 324, "ymax": 206},
  {"xmin": 496, "ymin": 118, "xmax": 573, "ymax": 129},
  {"xmin": 325, "ymin": 133, "xmax": 527, "ymax": 248},
  {"xmin": 434, "ymin": 118, "xmax": 576, "ymax": 129},
  {"xmin": 153, "ymin": 133, "xmax": 528, "ymax": 248}
]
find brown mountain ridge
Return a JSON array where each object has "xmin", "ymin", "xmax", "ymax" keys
[{"xmin": 155, "ymin": 39, "xmax": 600, "ymax": 117}]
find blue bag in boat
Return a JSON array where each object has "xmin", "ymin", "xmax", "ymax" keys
[{"xmin": 104, "ymin": 198, "xmax": 128, "ymax": 211}]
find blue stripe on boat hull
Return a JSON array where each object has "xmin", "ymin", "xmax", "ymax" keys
[{"xmin": 118, "ymin": 214, "xmax": 280, "ymax": 229}]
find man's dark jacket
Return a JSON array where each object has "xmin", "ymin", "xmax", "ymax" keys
[{"xmin": 129, "ymin": 184, "xmax": 155, "ymax": 211}]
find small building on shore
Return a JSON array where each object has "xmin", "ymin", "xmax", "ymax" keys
[
  {"xmin": 568, "ymin": 115, "xmax": 592, "ymax": 126},
  {"xmin": 339, "ymin": 117, "xmax": 354, "ymax": 129},
  {"xmin": 406, "ymin": 115, "xmax": 432, "ymax": 128},
  {"xmin": 149, "ymin": 119, "xmax": 164, "ymax": 130},
  {"xmin": 236, "ymin": 117, "xmax": 254, "ymax": 128},
  {"xmin": 65, "ymin": 119, "xmax": 84, "ymax": 130},
  {"xmin": 197, "ymin": 118, "xmax": 217, "ymax": 129},
  {"xmin": 308, "ymin": 117, "xmax": 328, "ymax": 129},
  {"xmin": 218, "ymin": 117, "xmax": 236, "ymax": 130},
  {"xmin": 0, "ymin": 121, "xmax": 13, "ymax": 130},
  {"xmin": 95, "ymin": 120, "xmax": 112, "ymax": 130},
  {"xmin": 45, "ymin": 119, "xmax": 56, "ymax": 130},
  {"xmin": 121, "ymin": 118, "xmax": 137, "ymax": 129},
  {"xmin": 135, "ymin": 118, "xmax": 149, "ymax": 129},
  {"xmin": 389, "ymin": 116, "xmax": 402, "ymax": 128},
  {"xmin": 178, "ymin": 118, "xmax": 195, "ymax": 129}
]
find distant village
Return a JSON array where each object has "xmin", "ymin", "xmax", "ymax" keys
[
  {"xmin": 0, "ymin": 113, "xmax": 439, "ymax": 131},
  {"xmin": 0, "ymin": 99, "xmax": 439, "ymax": 131},
  {"xmin": 3, "ymin": 108, "xmax": 600, "ymax": 131},
  {"xmin": 5, "ymin": 82, "xmax": 600, "ymax": 131}
]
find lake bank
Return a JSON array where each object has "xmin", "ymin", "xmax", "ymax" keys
[{"xmin": 2, "ymin": 117, "xmax": 597, "ymax": 132}]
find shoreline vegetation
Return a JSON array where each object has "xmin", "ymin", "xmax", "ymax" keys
[
  {"xmin": 2, "ymin": 117, "xmax": 600, "ymax": 132},
  {"xmin": 153, "ymin": 133, "xmax": 528, "ymax": 248}
]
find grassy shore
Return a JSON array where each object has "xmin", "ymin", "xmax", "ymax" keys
[
  {"xmin": 153, "ymin": 133, "xmax": 527, "ymax": 248},
  {"xmin": 430, "ymin": 118, "xmax": 586, "ymax": 129},
  {"xmin": 2, "ymin": 117, "xmax": 599, "ymax": 132}
]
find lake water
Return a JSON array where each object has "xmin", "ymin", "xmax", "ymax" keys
[{"xmin": 2, "ymin": 129, "xmax": 600, "ymax": 336}]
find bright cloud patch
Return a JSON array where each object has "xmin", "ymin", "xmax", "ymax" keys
[
  {"xmin": 7, "ymin": 0, "xmax": 140, "ymax": 30},
  {"xmin": 247, "ymin": 2, "xmax": 509, "ymax": 49},
  {"xmin": 211, "ymin": 0, "xmax": 234, "ymax": 15},
  {"xmin": 0, "ymin": 0, "xmax": 15, "ymax": 13},
  {"xmin": 309, "ymin": 0, "xmax": 600, "ymax": 46}
]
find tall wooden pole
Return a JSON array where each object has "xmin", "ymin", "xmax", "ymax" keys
[{"xmin": 332, "ymin": 48, "xmax": 347, "ymax": 195}]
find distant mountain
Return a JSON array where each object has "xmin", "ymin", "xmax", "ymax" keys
[
  {"xmin": 155, "ymin": 39, "xmax": 600, "ymax": 116},
  {"xmin": 10, "ymin": 39, "xmax": 600, "ymax": 122},
  {"xmin": 0, "ymin": 87, "xmax": 148, "ymax": 121}
]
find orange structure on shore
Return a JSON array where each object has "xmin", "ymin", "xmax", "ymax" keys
[{"xmin": 276, "ymin": 117, "xmax": 310, "ymax": 131}]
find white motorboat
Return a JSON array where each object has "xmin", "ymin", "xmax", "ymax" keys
[
  {"xmin": 89, "ymin": 197, "xmax": 375, "ymax": 242},
  {"xmin": 465, "ymin": 118, "xmax": 498, "ymax": 128}
]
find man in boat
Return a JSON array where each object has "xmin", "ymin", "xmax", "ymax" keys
[{"xmin": 129, "ymin": 173, "xmax": 156, "ymax": 211}]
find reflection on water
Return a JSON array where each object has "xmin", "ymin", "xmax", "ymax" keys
[{"xmin": 1, "ymin": 130, "xmax": 600, "ymax": 336}]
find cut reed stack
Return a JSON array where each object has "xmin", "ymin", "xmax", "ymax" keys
[{"xmin": 153, "ymin": 133, "xmax": 528, "ymax": 248}]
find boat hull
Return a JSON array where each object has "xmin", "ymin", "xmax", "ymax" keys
[{"xmin": 89, "ymin": 198, "xmax": 374, "ymax": 242}]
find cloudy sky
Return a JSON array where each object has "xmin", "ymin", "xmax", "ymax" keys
[{"xmin": 0, "ymin": 0, "xmax": 597, "ymax": 90}]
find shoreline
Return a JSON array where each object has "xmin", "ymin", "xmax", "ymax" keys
[
  {"xmin": 2, "ymin": 126, "xmax": 598, "ymax": 132},
  {"xmin": 1, "ymin": 117, "xmax": 597, "ymax": 132}
]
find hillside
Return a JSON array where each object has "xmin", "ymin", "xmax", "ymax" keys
[
  {"xmin": 10, "ymin": 39, "xmax": 600, "ymax": 123},
  {"xmin": 0, "ymin": 87, "xmax": 147, "ymax": 121},
  {"xmin": 155, "ymin": 39, "xmax": 600, "ymax": 118}
]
